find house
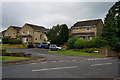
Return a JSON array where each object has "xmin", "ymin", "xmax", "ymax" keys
[
  {"xmin": 0, "ymin": 30, "xmax": 6, "ymax": 43},
  {"xmin": 17, "ymin": 23, "xmax": 48, "ymax": 45},
  {"xmin": 4, "ymin": 26, "xmax": 21, "ymax": 38},
  {"xmin": 70, "ymin": 19, "xmax": 103, "ymax": 40}
]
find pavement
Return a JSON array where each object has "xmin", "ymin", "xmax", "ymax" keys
[{"xmin": 2, "ymin": 48, "xmax": 119, "ymax": 78}]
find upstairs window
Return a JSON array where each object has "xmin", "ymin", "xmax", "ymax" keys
[
  {"xmin": 40, "ymin": 34, "xmax": 42, "ymax": 39},
  {"xmin": 7, "ymin": 33, "xmax": 9, "ymax": 36},
  {"xmin": 28, "ymin": 30, "xmax": 31, "ymax": 34},
  {"xmin": 22, "ymin": 31, "xmax": 25, "ymax": 34},
  {"xmin": 12, "ymin": 32, "xmax": 15, "ymax": 35},
  {"xmin": 85, "ymin": 27, "xmax": 92, "ymax": 31}
]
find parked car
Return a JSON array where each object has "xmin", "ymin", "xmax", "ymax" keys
[
  {"xmin": 49, "ymin": 44, "xmax": 62, "ymax": 51},
  {"xmin": 27, "ymin": 44, "xmax": 34, "ymax": 48},
  {"xmin": 37, "ymin": 44, "xmax": 44, "ymax": 48},
  {"xmin": 42, "ymin": 43, "xmax": 51, "ymax": 49}
]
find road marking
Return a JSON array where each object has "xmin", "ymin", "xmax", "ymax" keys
[
  {"xmin": 88, "ymin": 58, "xmax": 109, "ymax": 61},
  {"xmin": 58, "ymin": 61, "xmax": 63, "ymax": 62},
  {"xmin": 72, "ymin": 60, "xmax": 76, "ymax": 61},
  {"xmin": 41, "ymin": 62, "xmax": 47, "ymax": 64},
  {"xmin": 91, "ymin": 58, "xmax": 94, "ymax": 60},
  {"xmin": 66, "ymin": 60, "xmax": 70, "ymax": 62},
  {"xmin": 30, "ymin": 63, "xmax": 37, "ymax": 64},
  {"xmin": 32, "ymin": 66, "xmax": 78, "ymax": 72},
  {"xmin": 51, "ymin": 61, "xmax": 57, "ymax": 63},
  {"xmin": 88, "ymin": 59, "xmax": 91, "ymax": 60},
  {"xmin": 91, "ymin": 63, "xmax": 112, "ymax": 66}
]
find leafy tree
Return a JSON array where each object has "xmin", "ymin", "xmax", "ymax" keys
[
  {"xmin": 46, "ymin": 24, "xmax": 69, "ymax": 45},
  {"xmin": 67, "ymin": 37, "xmax": 78, "ymax": 49},
  {"xmin": 59, "ymin": 24, "xmax": 69, "ymax": 45},
  {"xmin": 101, "ymin": 1, "xmax": 120, "ymax": 52}
]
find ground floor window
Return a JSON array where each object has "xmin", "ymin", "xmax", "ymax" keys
[{"xmin": 82, "ymin": 36, "xmax": 90, "ymax": 40}]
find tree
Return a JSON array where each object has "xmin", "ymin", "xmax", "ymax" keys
[
  {"xmin": 46, "ymin": 24, "xmax": 69, "ymax": 45},
  {"xmin": 59, "ymin": 24, "xmax": 69, "ymax": 45},
  {"xmin": 101, "ymin": 1, "xmax": 120, "ymax": 52}
]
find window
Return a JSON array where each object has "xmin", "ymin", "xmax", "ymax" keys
[
  {"xmin": 22, "ymin": 31, "xmax": 25, "ymax": 34},
  {"xmin": 40, "ymin": 34, "xmax": 42, "ymax": 39},
  {"xmin": 28, "ymin": 30, "xmax": 31, "ymax": 34},
  {"xmin": 85, "ymin": 27, "xmax": 92, "ymax": 31},
  {"xmin": 12, "ymin": 32, "xmax": 15, "ymax": 35},
  {"xmin": 82, "ymin": 36, "xmax": 90, "ymax": 40},
  {"xmin": 6, "ymin": 33, "xmax": 9, "ymax": 36}
]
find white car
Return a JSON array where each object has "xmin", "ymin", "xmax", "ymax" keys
[{"xmin": 49, "ymin": 44, "xmax": 62, "ymax": 51}]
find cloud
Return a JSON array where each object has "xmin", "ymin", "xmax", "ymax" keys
[{"xmin": 1, "ymin": 2, "xmax": 115, "ymax": 31}]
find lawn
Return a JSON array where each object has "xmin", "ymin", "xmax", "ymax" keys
[
  {"xmin": 50, "ymin": 50, "xmax": 105, "ymax": 57},
  {"xmin": 0, "ymin": 56, "xmax": 30, "ymax": 61},
  {"xmin": 2, "ymin": 44, "xmax": 27, "ymax": 48}
]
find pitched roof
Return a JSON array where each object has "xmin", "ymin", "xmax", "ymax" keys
[
  {"xmin": 10, "ymin": 26, "xmax": 21, "ymax": 31},
  {"xmin": 25, "ymin": 23, "xmax": 47, "ymax": 32},
  {"xmin": 72, "ymin": 19, "xmax": 102, "ymax": 27},
  {"xmin": 2, "ymin": 30, "xmax": 7, "ymax": 33}
]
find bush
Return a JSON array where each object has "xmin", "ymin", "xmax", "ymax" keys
[
  {"xmin": 2, "ymin": 37, "xmax": 9, "ymax": 44},
  {"xmin": 67, "ymin": 37, "xmax": 78, "ymax": 49},
  {"xmin": 12, "ymin": 39, "xmax": 22, "ymax": 44},
  {"xmin": 3, "ymin": 38, "xmax": 22, "ymax": 44},
  {"xmin": 91, "ymin": 37, "xmax": 108, "ymax": 48},
  {"xmin": 74, "ymin": 38, "xmax": 84, "ymax": 49}
]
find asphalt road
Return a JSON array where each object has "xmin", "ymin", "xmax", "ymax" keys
[{"xmin": 2, "ymin": 48, "xmax": 119, "ymax": 78}]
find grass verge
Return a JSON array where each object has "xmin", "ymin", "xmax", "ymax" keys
[
  {"xmin": 0, "ymin": 56, "xmax": 30, "ymax": 61},
  {"xmin": 2, "ymin": 44, "xmax": 27, "ymax": 48},
  {"xmin": 50, "ymin": 50, "xmax": 105, "ymax": 57}
]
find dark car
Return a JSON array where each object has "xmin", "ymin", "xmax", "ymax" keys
[
  {"xmin": 27, "ymin": 44, "xmax": 34, "ymax": 48},
  {"xmin": 49, "ymin": 44, "xmax": 62, "ymax": 51},
  {"xmin": 42, "ymin": 43, "xmax": 50, "ymax": 49},
  {"xmin": 37, "ymin": 44, "xmax": 44, "ymax": 48}
]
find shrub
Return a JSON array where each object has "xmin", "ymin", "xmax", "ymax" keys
[
  {"xmin": 83, "ymin": 40, "xmax": 89, "ymax": 48},
  {"xmin": 8, "ymin": 38, "xmax": 22, "ymax": 44},
  {"xmin": 74, "ymin": 38, "xmax": 84, "ymax": 49},
  {"xmin": 67, "ymin": 37, "xmax": 78, "ymax": 49},
  {"xmin": 2, "ymin": 37, "xmax": 9, "ymax": 44},
  {"xmin": 12, "ymin": 39, "xmax": 22, "ymax": 44},
  {"xmin": 92, "ymin": 37, "xmax": 108, "ymax": 48}
]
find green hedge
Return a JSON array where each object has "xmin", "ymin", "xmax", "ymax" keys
[
  {"xmin": 2, "ymin": 38, "xmax": 22, "ymax": 44},
  {"xmin": 67, "ymin": 37, "xmax": 108, "ymax": 49}
]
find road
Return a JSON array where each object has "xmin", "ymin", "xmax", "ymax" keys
[{"xmin": 2, "ymin": 48, "xmax": 119, "ymax": 78}]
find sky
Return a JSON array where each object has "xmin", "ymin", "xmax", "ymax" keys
[{"xmin": 1, "ymin": 2, "xmax": 116, "ymax": 31}]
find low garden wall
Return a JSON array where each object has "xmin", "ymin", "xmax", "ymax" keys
[{"xmin": 99, "ymin": 48, "xmax": 118, "ymax": 57}]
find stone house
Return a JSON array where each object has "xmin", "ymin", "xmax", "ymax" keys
[
  {"xmin": 17, "ymin": 23, "xmax": 48, "ymax": 45},
  {"xmin": 0, "ymin": 30, "xmax": 6, "ymax": 43},
  {"xmin": 70, "ymin": 19, "xmax": 103, "ymax": 40},
  {"xmin": 4, "ymin": 26, "xmax": 21, "ymax": 38}
]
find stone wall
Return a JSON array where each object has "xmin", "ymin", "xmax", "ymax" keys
[{"xmin": 99, "ymin": 48, "xmax": 118, "ymax": 57}]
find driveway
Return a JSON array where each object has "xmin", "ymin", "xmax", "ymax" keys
[{"xmin": 2, "ymin": 48, "xmax": 119, "ymax": 79}]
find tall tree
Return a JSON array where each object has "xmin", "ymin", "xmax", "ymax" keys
[
  {"xmin": 59, "ymin": 24, "xmax": 69, "ymax": 45},
  {"xmin": 101, "ymin": 1, "xmax": 120, "ymax": 51},
  {"xmin": 47, "ymin": 24, "xmax": 69, "ymax": 45}
]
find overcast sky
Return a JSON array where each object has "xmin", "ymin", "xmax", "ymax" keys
[{"xmin": 1, "ymin": 2, "xmax": 115, "ymax": 31}]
